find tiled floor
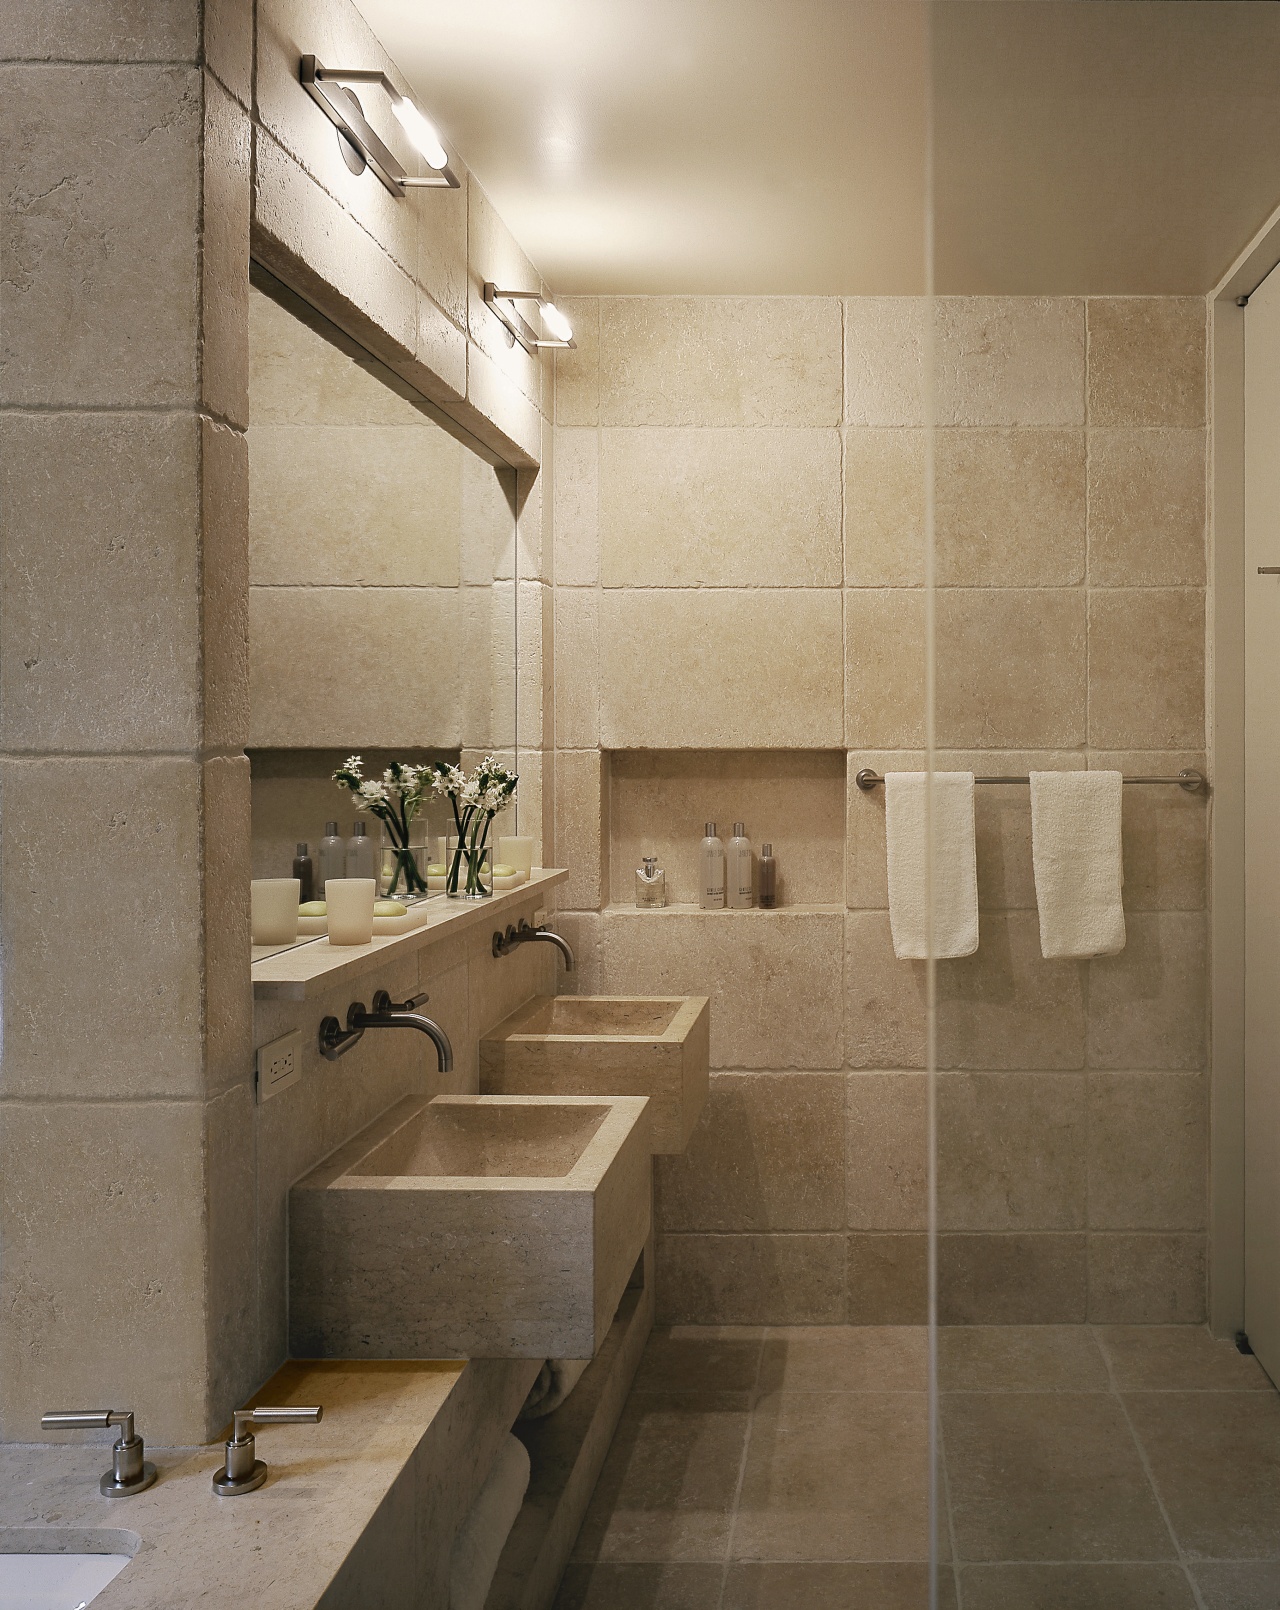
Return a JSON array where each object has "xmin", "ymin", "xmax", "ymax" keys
[{"xmin": 555, "ymin": 1323, "xmax": 1280, "ymax": 1609}]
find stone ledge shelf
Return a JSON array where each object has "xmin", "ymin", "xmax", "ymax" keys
[{"xmin": 252, "ymin": 868, "xmax": 569, "ymax": 1001}]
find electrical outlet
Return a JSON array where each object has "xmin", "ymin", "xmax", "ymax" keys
[{"xmin": 256, "ymin": 1029, "xmax": 302, "ymax": 1103}]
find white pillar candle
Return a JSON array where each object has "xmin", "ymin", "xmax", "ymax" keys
[
  {"xmin": 251, "ymin": 878, "xmax": 300, "ymax": 945},
  {"xmin": 497, "ymin": 836, "xmax": 534, "ymax": 881},
  {"xmin": 325, "ymin": 878, "xmax": 377, "ymax": 946}
]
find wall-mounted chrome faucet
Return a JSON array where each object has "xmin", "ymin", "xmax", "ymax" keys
[
  {"xmin": 212, "ymin": 1404, "xmax": 322, "ymax": 1496},
  {"xmin": 492, "ymin": 919, "xmax": 575, "ymax": 971},
  {"xmin": 319, "ymin": 989, "xmax": 454, "ymax": 1070},
  {"xmin": 41, "ymin": 1408, "xmax": 157, "ymax": 1497}
]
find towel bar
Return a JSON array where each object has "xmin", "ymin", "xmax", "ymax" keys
[{"xmin": 854, "ymin": 768, "xmax": 1206, "ymax": 794}]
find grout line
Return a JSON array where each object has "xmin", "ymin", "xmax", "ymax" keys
[
  {"xmin": 716, "ymin": 1327, "xmax": 768, "ymax": 1610},
  {"xmin": 1093, "ymin": 1324, "xmax": 1211, "ymax": 1610}
]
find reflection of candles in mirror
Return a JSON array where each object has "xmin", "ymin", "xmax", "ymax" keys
[
  {"xmin": 326, "ymin": 879, "xmax": 376, "ymax": 945},
  {"xmin": 497, "ymin": 836, "xmax": 533, "ymax": 883},
  {"xmin": 251, "ymin": 878, "xmax": 300, "ymax": 945}
]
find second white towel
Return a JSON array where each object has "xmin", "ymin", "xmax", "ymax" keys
[
  {"xmin": 1029, "ymin": 770, "xmax": 1125, "ymax": 958},
  {"xmin": 885, "ymin": 772, "xmax": 979, "ymax": 960}
]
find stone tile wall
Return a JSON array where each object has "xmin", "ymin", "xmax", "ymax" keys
[{"xmin": 552, "ymin": 294, "xmax": 1209, "ymax": 1326}]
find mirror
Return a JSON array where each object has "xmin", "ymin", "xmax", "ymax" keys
[{"xmin": 246, "ymin": 270, "xmax": 518, "ymax": 954}]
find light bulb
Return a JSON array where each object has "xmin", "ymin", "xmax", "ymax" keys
[
  {"xmin": 539, "ymin": 301, "xmax": 573, "ymax": 343},
  {"xmin": 391, "ymin": 97, "xmax": 448, "ymax": 170}
]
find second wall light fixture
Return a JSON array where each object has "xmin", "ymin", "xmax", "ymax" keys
[
  {"xmin": 300, "ymin": 54, "xmax": 459, "ymax": 196},
  {"xmin": 483, "ymin": 287, "xmax": 576, "ymax": 352}
]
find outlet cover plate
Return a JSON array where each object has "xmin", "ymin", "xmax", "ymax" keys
[{"xmin": 256, "ymin": 1029, "xmax": 302, "ymax": 1103}]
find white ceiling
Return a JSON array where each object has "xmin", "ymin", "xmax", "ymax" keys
[{"xmin": 355, "ymin": 0, "xmax": 1280, "ymax": 296}]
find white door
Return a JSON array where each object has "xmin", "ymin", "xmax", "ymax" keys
[{"xmin": 1244, "ymin": 262, "xmax": 1280, "ymax": 1382}]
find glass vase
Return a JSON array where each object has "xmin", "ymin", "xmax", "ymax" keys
[
  {"xmin": 379, "ymin": 839, "xmax": 431, "ymax": 901},
  {"xmin": 447, "ymin": 843, "xmax": 493, "ymax": 900}
]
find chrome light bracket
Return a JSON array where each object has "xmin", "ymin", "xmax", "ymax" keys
[
  {"xmin": 483, "ymin": 285, "xmax": 577, "ymax": 353},
  {"xmin": 300, "ymin": 55, "xmax": 459, "ymax": 197}
]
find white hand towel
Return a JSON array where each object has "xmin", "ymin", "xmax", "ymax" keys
[
  {"xmin": 518, "ymin": 1357, "xmax": 591, "ymax": 1421},
  {"xmin": 448, "ymin": 1432, "xmax": 531, "ymax": 1610},
  {"xmin": 1029, "ymin": 770, "xmax": 1125, "ymax": 958},
  {"xmin": 885, "ymin": 772, "xmax": 979, "ymax": 960}
]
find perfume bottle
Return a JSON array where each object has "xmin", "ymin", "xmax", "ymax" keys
[{"xmin": 635, "ymin": 855, "xmax": 667, "ymax": 908}]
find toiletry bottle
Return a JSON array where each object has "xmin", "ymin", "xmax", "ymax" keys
[
  {"xmin": 292, "ymin": 842, "xmax": 315, "ymax": 904},
  {"xmin": 758, "ymin": 843, "xmax": 777, "ymax": 908},
  {"xmin": 727, "ymin": 821, "xmax": 753, "ymax": 908},
  {"xmin": 699, "ymin": 822, "xmax": 725, "ymax": 909},
  {"xmin": 317, "ymin": 819, "xmax": 345, "ymax": 894},
  {"xmin": 346, "ymin": 819, "xmax": 377, "ymax": 880},
  {"xmin": 635, "ymin": 855, "xmax": 668, "ymax": 908}
]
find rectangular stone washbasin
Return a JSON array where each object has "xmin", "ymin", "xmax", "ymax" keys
[
  {"xmin": 290, "ymin": 1094, "xmax": 651, "ymax": 1360},
  {"xmin": 480, "ymin": 995, "xmax": 710, "ymax": 1154}
]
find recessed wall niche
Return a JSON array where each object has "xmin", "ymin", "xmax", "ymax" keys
[{"xmin": 606, "ymin": 750, "xmax": 847, "ymax": 908}]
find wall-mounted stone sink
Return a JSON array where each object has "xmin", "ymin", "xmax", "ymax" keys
[
  {"xmin": 480, "ymin": 995, "xmax": 710, "ymax": 1154},
  {"xmin": 289, "ymin": 1094, "xmax": 651, "ymax": 1360}
]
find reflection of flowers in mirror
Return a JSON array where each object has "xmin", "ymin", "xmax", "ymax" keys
[{"xmin": 332, "ymin": 756, "xmax": 432, "ymax": 897}]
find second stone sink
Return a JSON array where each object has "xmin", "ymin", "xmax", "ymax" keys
[
  {"xmin": 480, "ymin": 995, "xmax": 710, "ymax": 1154},
  {"xmin": 289, "ymin": 1094, "xmax": 651, "ymax": 1360}
]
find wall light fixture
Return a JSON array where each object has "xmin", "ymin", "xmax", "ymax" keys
[
  {"xmin": 300, "ymin": 55, "xmax": 459, "ymax": 197},
  {"xmin": 483, "ymin": 286, "xmax": 576, "ymax": 352}
]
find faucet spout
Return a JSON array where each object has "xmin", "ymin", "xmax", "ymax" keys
[
  {"xmin": 491, "ymin": 919, "xmax": 575, "ymax": 971},
  {"xmin": 318, "ymin": 990, "xmax": 454, "ymax": 1071}
]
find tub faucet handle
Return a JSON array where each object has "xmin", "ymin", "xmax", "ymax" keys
[
  {"xmin": 40, "ymin": 1408, "xmax": 157, "ymax": 1498},
  {"xmin": 213, "ymin": 1404, "xmax": 323, "ymax": 1496}
]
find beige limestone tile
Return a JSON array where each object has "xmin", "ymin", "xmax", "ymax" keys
[
  {"xmin": 759, "ymin": 1326, "xmax": 927, "ymax": 1393},
  {"xmin": 961, "ymin": 1565, "xmax": 1195, "ymax": 1609},
  {"xmin": 632, "ymin": 1327, "xmax": 765, "ymax": 1394},
  {"xmin": 551, "ymin": 912, "xmax": 603, "ymax": 996},
  {"xmin": 414, "ymin": 955, "xmax": 473, "ymax": 1097},
  {"xmin": 934, "ymin": 429, "xmax": 1087, "ymax": 587},
  {"xmin": 598, "ymin": 909, "xmax": 843, "ymax": 1069},
  {"xmin": 466, "ymin": 175, "xmax": 543, "ymax": 409},
  {"xmin": 205, "ymin": 1081, "xmax": 259, "ymax": 1424},
  {"xmin": 556, "ymin": 749, "xmax": 607, "ymax": 912},
  {"xmin": 1087, "ymin": 1233, "xmax": 1207, "ymax": 1323},
  {"xmin": 556, "ymin": 1564, "xmax": 727, "ymax": 1608},
  {"xmin": 554, "ymin": 297, "xmax": 600, "ymax": 426},
  {"xmin": 465, "ymin": 459, "xmax": 517, "ymax": 588},
  {"xmin": 0, "ymin": 64, "xmax": 200, "ymax": 407},
  {"xmin": 656, "ymin": 1073, "xmax": 845, "ymax": 1232},
  {"xmin": 845, "ymin": 1072, "xmax": 928, "ymax": 1230},
  {"xmin": 516, "ymin": 579, "xmax": 549, "ymax": 747},
  {"xmin": 1194, "ymin": 1564, "xmax": 1280, "ymax": 1609},
  {"xmin": 844, "ymin": 912, "xmax": 928, "ymax": 1070},
  {"xmin": 1088, "ymin": 1074, "xmax": 1207, "ymax": 1230},
  {"xmin": 553, "ymin": 427, "xmax": 600, "ymax": 586},
  {"xmin": 1087, "ymin": 298, "xmax": 1206, "ymax": 428},
  {"xmin": 0, "ymin": 758, "xmax": 204, "ymax": 1099},
  {"xmin": 569, "ymin": 1389, "xmax": 749, "ymax": 1563},
  {"xmin": 610, "ymin": 749, "xmax": 846, "ymax": 907},
  {"xmin": 938, "ymin": 1326, "xmax": 1110, "ymax": 1392},
  {"xmin": 1125, "ymin": 1392, "xmax": 1280, "ymax": 1559},
  {"xmin": 203, "ymin": 755, "xmax": 253, "ymax": 1099},
  {"xmin": 1088, "ymin": 590, "xmax": 1205, "ymax": 749},
  {"xmin": 0, "ymin": 1100, "xmax": 206, "ymax": 1443},
  {"xmin": 553, "ymin": 589, "xmax": 599, "ymax": 749},
  {"xmin": 734, "ymin": 1392, "xmax": 935, "ymax": 1564},
  {"xmin": 938, "ymin": 1234, "xmax": 1088, "ymax": 1324},
  {"xmin": 937, "ymin": 911, "xmax": 1087, "ymax": 1070},
  {"xmin": 415, "ymin": 180, "xmax": 468, "ymax": 335},
  {"xmin": 935, "ymin": 589, "xmax": 1087, "ymax": 748},
  {"xmin": 726, "ymin": 1562, "xmax": 955, "ymax": 1610},
  {"xmin": 942, "ymin": 1391, "xmax": 1170, "ymax": 1560},
  {"xmin": 1087, "ymin": 911, "xmax": 1207, "ymax": 1070},
  {"xmin": 657, "ymin": 1235, "xmax": 847, "ymax": 1325},
  {"xmin": 844, "ymin": 428, "xmax": 926, "ymax": 586},
  {"xmin": 1096, "ymin": 1325, "xmax": 1271, "ymax": 1392},
  {"xmin": 938, "ymin": 1073, "xmax": 1087, "ymax": 1231},
  {"xmin": 248, "ymin": 424, "xmax": 462, "ymax": 586},
  {"xmin": 845, "ymin": 591, "xmax": 927, "ymax": 749},
  {"xmin": 515, "ymin": 448, "xmax": 548, "ymax": 584},
  {"xmin": 1088, "ymin": 429, "xmax": 1206, "ymax": 586},
  {"xmin": 844, "ymin": 297, "xmax": 927, "ymax": 427},
  {"xmin": 248, "ymin": 586, "xmax": 461, "ymax": 749},
  {"xmin": 1093, "ymin": 751, "xmax": 1207, "ymax": 911},
  {"xmin": 201, "ymin": 418, "xmax": 250, "ymax": 752},
  {"xmin": 0, "ymin": 411, "xmax": 201, "ymax": 750},
  {"xmin": 846, "ymin": 1233, "xmax": 928, "ymax": 1324},
  {"xmin": 465, "ymin": 912, "xmax": 559, "ymax": 1042},
  {"xmin": 599, "ymin": 590, "xmax": 844, "ymax": 749},
  {"xmin": 934, "ymin": 297, "xmax": 1086, "ymax": 427},
  {"xmin": 599, "ymin": 427, "xmax": 842, "ymax": 588},
  {"xmin": 0, "ymin": 1, "xmax": 199, "ymax": 58},
  {"xmin": 204, "ymin": 0, "xmax": 252, "ymax": 107},
  {"xmin": 598, "ymin": 297, "xmax": 843, "ymax": 427},
  {"xmin": 202, "ymin": 73, "xmax": 250, "ymax": 429}
]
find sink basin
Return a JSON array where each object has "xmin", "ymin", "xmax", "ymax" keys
[
  {"xmin": 290, "ymin": 1094, "xmax": 652, "ymax": 1360},
  {"xmin": 480, "ymin": 995, "xmax": 710, "ymax": 1154},
  {"xmin": 0, "ymin": 1531, "xmax": 137, "ymax": 1610}
]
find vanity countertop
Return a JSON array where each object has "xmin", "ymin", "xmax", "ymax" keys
[
  {"xmin": 251, "ymin": 867, "xmax": 568, "ymax": 1000},
  {"xmin": 0, "ymin": 1355, "xmax": 538, "ymax": 1609}
]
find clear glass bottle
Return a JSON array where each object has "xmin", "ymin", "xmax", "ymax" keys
[
  {"xmin": 727, "ymin": 821, "xmax": 753, "ymax": 908},
  {"xmin": 346, "ymin": 818, "xmax": 378, "ymax": 880},
  {"xmin": 758, "ymin": 842, "xmax": 778, "ymax": 909},
  {"xmin": 635, "ymin": 855, "xmax": 667, "ymax": 908},
  {"xmin": 317, "ymin": 819, "xmax": 346, "ymax": 895}
]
